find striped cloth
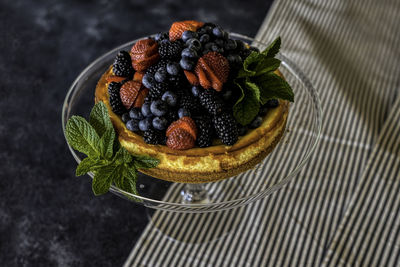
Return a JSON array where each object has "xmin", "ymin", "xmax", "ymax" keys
[{"xmin": 125, "ymin": 0, "xmax": 400, "ymax": 266}]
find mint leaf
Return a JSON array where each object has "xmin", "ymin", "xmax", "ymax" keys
[
  {"xmin": 262, "ymin": 36, "xmax": 281, "ymax": 58},
  {"xmin": 123, "ymin": 168, "xmax": 138, "ymax": 195},
  {"xmin": 114, "ymin": 146, "xmax": 132, "ymax": 164},
  {"xmin": 76, "ymin": 157, "xmax": 98, "ymax": 176},
  {"xmin": 237, "ymin": 52, "xmax": 260, "ymax": 78},
  {"xmin": 254, "ymin": 57, "xmax": 281, "ymax": 76},
  {"xmin": 255, "ymin": 72, "xmax": 295, "ymax": 103},
  {"xmin": 233, "ymin": 87, "xmax": 260, "ymax": 126},
  {"xmin": 99, "ymin": 128, "xmax": 115, "ymax": 160},
  {"xmin": 66, "ymin": 116, "xmax": 100, "ymax": 158},
  {"xmin": 92, "ymin": 165, "xmax": 116, "ymax": 195},
  {"xmin": 89, "ymin": 102, "xmax": 113, "ymax": 137},
  {"xmin": 133, "ymin": 155, "xmax": 160, "ymax": 169},
  {"xmin": 245, "ymin": 79, "xmax": 260, "ymax": 101}
]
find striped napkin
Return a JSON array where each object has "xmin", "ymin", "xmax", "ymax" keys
[{"xmin": 125, "ymin": 0, "xmax": 400, "ymax": 266}]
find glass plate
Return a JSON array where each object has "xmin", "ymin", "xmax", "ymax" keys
[{"xmin": 62, "ymin": 33, "xmax": 322, "ymax": 213}]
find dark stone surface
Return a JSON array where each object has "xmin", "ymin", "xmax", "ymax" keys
[{"xmin": 0, "ymin": 1, "xmax": 272, "ymax": 266}]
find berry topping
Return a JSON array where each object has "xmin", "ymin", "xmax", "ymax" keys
[
  {"xmin": 106, "ymin": 75, "xmax": 128, "ymax": 83},
  {"xmin": 166, "ymin": 128, "xmax": 195, "ymax": 150},
  {"xmin": 195, "ymin": 117, "xmax": 214, "ymax": 148},
  {"xmin": 119, "ymin": 80, "xmax": 142, "ymax": 110},
  {"xmin": 249, "ymin": 116, "xmax": 263, "ymax": 129},
  {"xmin": 133, "ymin": 88, "xmax": 149, "ymax": 108},
  {"xmin": 126, "ymin": 119, "xmax": 140, "ymax": 132},
  {"xmin": 152, "ymin": 116, "xmax": 169, "ymax": 130},
  {"xmin": 184, "ymin": 70, "xmax": 199, "ymax": 86},
  {"xmin": 158, "ymin": 40, "xmax": 183, "ymax": 60},
  {"xmin": 194, "ymin": 52, "xmax": 229, "ymax": 91},
  {"xmin": 213, "ymin": 112, "xmax": 238, "ymax": 146},
  {"xmin": 169, "ymin": 20, "xmax": 204, "ymax": 41},
  {"xmin": 143, "ymin": 129, "xmax": 164, "ymax": 145},
  {"xmin": 154, "ymin": 32, "xmax": 169, "ymax": 42},
  {"xmin": 150, "ymin": 99, "xmax": 168, "ymax": 117},
  {"xmin": 166, "ymin": 116, "xmax": 197, "ymax": 140},
  {"xmin": 182, "ymin": 30, "xmax": 198, "ymax": 42},
  {"xmin": 198, "ymin": 89, "xmax": 225, "ymax": 115},
  {"xmin": 142, "ymin": 73, "xmax": 156, "ymax": 89},
  {"xmin": 130, "ymin": 39, "xmax": 160, "ymax": 72},
  {"xmin": 166, "ymin": 62, "xmax": 181, "ymax": 76},
  {"xmin": 154, "ymin": 67, "xmax": 168, "ymax": 83},
  {"xmin": 191, "ymin": 85, "xmax": 202, "ymax": 97},
  {"xmin": 108, "ymin": 82, "xmax": 126, "ymax": 115},
  {"xmin": 141, "ymin": 102, "xmax": 152, "ymax": 117},
  {"xmin": 139, "ymin": 117, "xmax": 153, "ymax": 131},
  {"xmin": 133, "ymin": 72, "xmax": 144, "ymax": 82},
  {"xmin": 129, "ymin": 108, "xmax": 144, "ymax": 120},
  {"xmin": 121, "ymin": 113, "xmax": 130, "ymax": 123},
  {"xmin": 113, "ymin": 51, "xmax": 134, "ymax": 77},
  {"xmin": 179, "ymin": 57, "xmax": 195, "ymax": 71},
  {"xmin": 178, "ymin": 107, "xmax": 191, "ymax": 118},
  {"xmin": 150, "ymin": 82, "xmax": 169, "ymax": 99},
  {"xmin": 161, "ymin": 91, "xmax": 178, "ymax": 107},
  {"xmin": 179, "ymin": 94, "xmax": 202, "ymax": 115}
]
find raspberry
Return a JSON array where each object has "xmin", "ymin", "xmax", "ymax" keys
[
  {"xmin": 112, "ymin": 51, "xmax": 134, "ymax": 77},
  {"xmin": 150, "ymin": 82, "xmax": 169, "ymax": 99},
  {"xmin": 195, "ymin": 117, "xmax": 214, "ymax": 148},
  {"xmin": 108, "ymin": 82, "xmax": 126, "ymax": 115},
  {"xmin": 213, "ymin": 112, "xmax": 238, "ymax": 146},
  {"xmin": 143, "ymin": 129, "xmax": 164, "ymax": 145},
  {"xmin": 158, "ymin": 41, "xmax": 183, "ymax": 60},
  {"xmin": 198, "ymin": 90, "xmax": 225, "ymax": 115}
]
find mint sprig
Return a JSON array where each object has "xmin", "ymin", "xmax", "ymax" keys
[
  {"xmin": 233, "ymin": 37, "xmax": 294, "ymax": 126},
  {"xmin": 65, "ymin": 102, "xmax": 160, "ymax": 197}
]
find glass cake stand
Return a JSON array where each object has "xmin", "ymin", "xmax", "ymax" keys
[{"xmin": 62, "ymin": 33, "xmax": 322, "ymax": 217}]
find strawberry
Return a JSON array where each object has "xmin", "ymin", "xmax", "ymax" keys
[
  {"xmin": 166, "ymin": 116, "xmax": 197, "ymax": 140},
  {"xmin": 133, "ymin": 72, "xmax": 144, "ymax": 82},
  {"xmin": 184, "ymin": 70, "xmax": 199, "ymax": 86},
  {"xmin": 194, "ymin": 52, "xmax": 229, "ymax": 91},
  {"xmin": 106, "ymin": 75, "xmax": 127, "ymax": 83},
  {"xmin": 133, "ymin": 88, "xmax": 149, "ymax": 108},
  {"xmin": 119, "ymin": 80, "xmax": 141, "ymax": 109},
  {"xmin": 130, "ymin": 39, "xmax": 160, "ymax": 72},
  {"xmin": 169, "ymin": 20, "xmax": 204, "ymax": 41},
  {"xmin": 166, "ymin": 128, "xmax": 195, "ymax": 150}
]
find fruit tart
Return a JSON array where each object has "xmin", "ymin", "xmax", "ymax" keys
[{"xmin": 94, "ymin": 21, "xmax": 294, "ymax": 183}]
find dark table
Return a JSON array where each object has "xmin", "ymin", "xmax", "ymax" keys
[{"xmin": 0, "ymin": 1, "xmax": 273, "ymax": 266}]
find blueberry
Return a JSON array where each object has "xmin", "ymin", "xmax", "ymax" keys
[
  {"xmin": 181, "ymin": 48, "xmax": 198, "ymax": 59},
  {"xmin": 141, "ymin": 102, "xmax": 152, "ymax": 117},
  {"xmin": 155, "ymin": 32, "xmax": 168, "ymax": 42},
  {"xmin": 126, "ymin": 119, "xmax": 140, "ymax": 132},
  {"xmin": 152, "ymin": 116, "xmax": 168, "ymax": 130},
  {"xmin": 129, "ymin": 108, "xmax": 144, "ymax": 120},
  {"xmin": 204, "ymin": 42, "xmax": 215, "ymax": 50},
  {"xmin": 197, "ymin": 27, "xmax": 208, "ymax": 36},
  {"xmin": 259, "ymin": 106, "xmax": 269, "ymax": 116},
  {"xmin": 179, "ymin": 58, "xmax": 195, "ymax": 71},
  {"xmin": 191, "ymin": 86, "xmax": 201, "ymax": 97},
  {"xmin": 121, "ymin": 113, "xmax": 130, "ymax": 123},
  {"xmin": 227, "ymin": 54, "xmax": 242, "ymax": 66},
  {"xmin": 249, "ymin": 116, "xmax": 263, "ymax": 129},
  {"xmin": 199, "ymin": 34, "xmax": 210, "ymax": 44},
  {"xmin": 265, "ymin": 99, "xmax": 279, "ymax": 108},
  {"xmin": 139, "ymin": 117, "xmax": 152, "ymax": 131},
  {"xmin": 186, "ymin": 38, "xmax": 202, "ymax": 51},
  {"xmin": 224, "ymin": 39, "xmax": 237, "ymax": 50},
  {"xmin": 161, "ymin": 91, "xmax": 178, "ymax": 106},
  {"xmin": 178, "ymin": 107, "xmax": 191, "ymax": 118},
  {"xmin": 212, "ymin": 26, "xmax": 224, "ymax": 38},
  {"xmin": 238, "ymin": 125, "xmax": 248, "ymax": 136},
  {"xmin": 215, "ymin": 38, "xmax": 224, "ymax": 47},
  {"xmin": 182, "ymin": 31, "xmax": 198, "ymax": 42},
  {"xmin": 222, "ymin": 90, "xmax": 233, "ymax": 101},
  {"xmin": 166, "ymin": 62, "xmax": 180, "ymax": 76},
  {"xmin": 150, "ymin": 99, "xmax": 168, "ymax": 116},
  {"xmin": 154, "ymin": 67, "xmax": 167, "ymax": 83},
  {"xmin": 211, "ymin": 44, "xmax": 223, "ymax": 54},
  {"xmin": 142, "ymin": 73, "xmax": 155, "ymax": 89}
]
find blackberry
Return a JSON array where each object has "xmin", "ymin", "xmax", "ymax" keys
[
  {"xmin": 112, "ymin": 51, "xmax": 134, "ymax": 77},
  {"xmin": 108, "ymin": 82, "xmax": 126, "ymax": 115},
  {"xmin": 198, "ymin": 90, "xmax": 225, "ymax": 115},
  {"xmin": 195, "ymin": 117, "xmax": 214, "ymax": 148},
  {"xmin": 143, "ymin": 129, "xmax": 164, "ymax": 145},
  {"xmin": 150, "ymin": 82, "xmax": 169, "ymax": 98},
  {"xmin": 169, "ymin": 75, "xmax": 183, "ymax": 89},
  {"xmin": 179, "ymin": 94, "xmax": 202, "ymax": 115},
  {"xmin": 146, "ymin": 59, "xmax": 169, "ymax": 75},
  {"xmin": 166, "ymin": 109, "xmax": 179, "ymax": 123},
  {"xmin": 155, "ymin": 32, "xmax": 169, "ymax": 42},
  {"xmin": 213, "ymin": 112, "xmax": 238, "ymax": 146},
  {"xmin": 158, "ymin": 41, "xmax": 183, "ymax": 60}
]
